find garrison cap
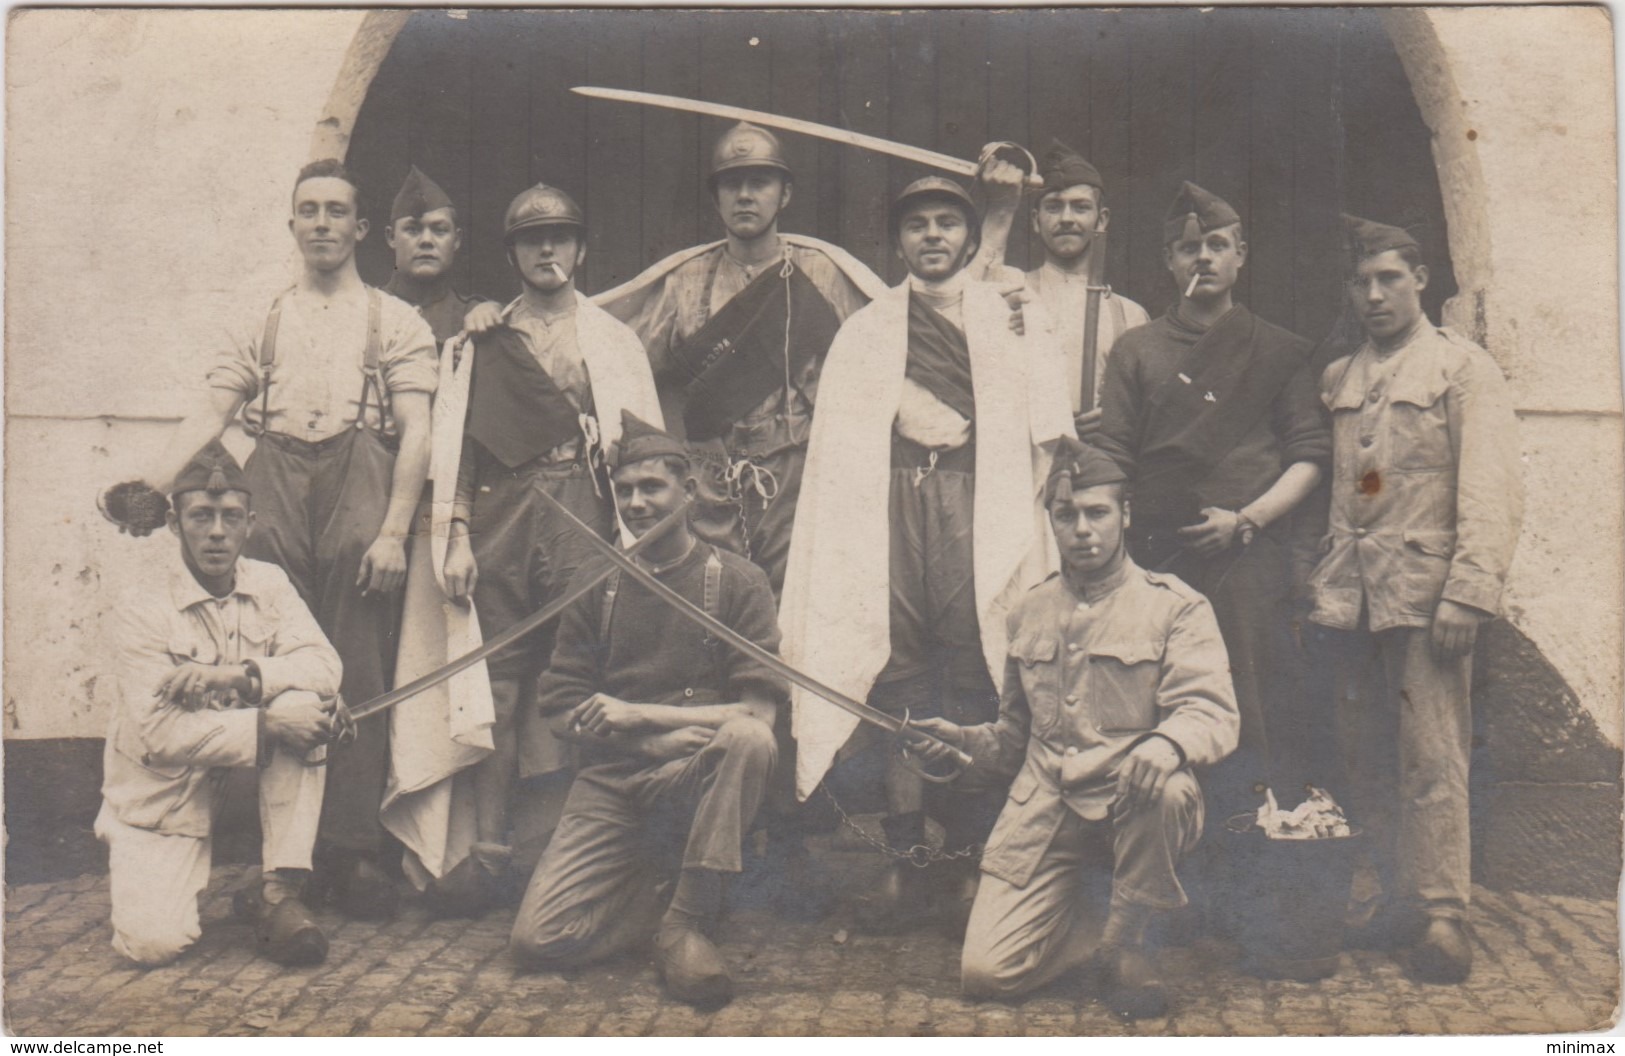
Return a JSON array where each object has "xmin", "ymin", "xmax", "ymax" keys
[
  {"xmin": 172, "ymin": 438, "xmax": 250, "ymax": 500},
  {"xmin": 503, "ymin": 183, "xmax": 586, "ymax": 242},
  {"xmin": 390, "ymin": 165, "xmax": 455, "ymax": 223},
  {"xmin": 1163, "ymin": 181, "xmax": 1241, "ymax": 245},
  {"xmin": 1044, "ymin": 435, "xmax": 1127, "ymax": 507},
  {"xmin": 710, "ymin": 122, "xmax": 792, "ymax": 180},
  {"xmin": 1038, "ymin": 138, "xmax": 1105, "ymax": 197},
  {"xmin": 613, "ymin": 410, "xmax": 689, "ymax": 471},
  {"xmin": 1342, "ymin": 213, "xmax": 1420, "ymax": 264}
]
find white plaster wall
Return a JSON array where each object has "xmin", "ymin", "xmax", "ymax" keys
[
  {"xmin": 1394, "ymin": 8, "xmax": 1623, "ymax": 743},
  {"xmin": 5, "ymin": 10, "xmax": 370, "ymax": 737},
  {"xmin": 4, "ymin": 8, "xmax": 1621, "ymax": 745}
]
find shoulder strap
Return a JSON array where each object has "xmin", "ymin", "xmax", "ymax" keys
[
  {"xmin": 253, "ymin": 288, "xmax": 295, "ymax": 435},
  {"xmin": 703, "ymin": 547, "xmax": 724, "ymax": 623},
  {"xmin": 599, "ymin": 567, "xmax": 621, "ymax": 645}
]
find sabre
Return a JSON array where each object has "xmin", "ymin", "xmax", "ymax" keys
[
  {"xmin": 534, "ymin": 487, "xmax": 975, "ymax": 776},
  {"xmin": 343, "ymin": 500, "xmax": 690, "ymax": 724},
  {"xmin": 573, "ymin": 86, "xmax": 1041, "ymax": 189}
]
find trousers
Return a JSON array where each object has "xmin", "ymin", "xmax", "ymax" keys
[
  {"xmin": 961, "ymin": 770, "xmax": 1203, "ymax": 998},
  {"xmin": 1320, "ymin": 620, "xmax": 1473, "ymax": 919},
  {"xmin": 244, "ymin": 428, "xmax": 397, "ymax": 854},
  {"xmin": 689, "ymin": 441, "xmax": 806, "ymax": 600},
  {"xmin": 96, "ymin": 714, "xmax": 327, "ymax": 967},
  {"xmin": 510, "ymin": 717, "xmax": 777, "ymax": 966}
]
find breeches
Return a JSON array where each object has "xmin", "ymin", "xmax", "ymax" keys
[
  {"xmin": 689, "ymin": 441, "xmax": 806, "ymax": 599},
  {"xmin": 1320, "ymin": 621, "xmax": 1473, "ymax": 917},
  {"xmin": 96, "ymin": 730, "xmax": 326, "ymax": 967},
  {"xmin": 244, "ymin": 429, "xmax": 397, "ymax": 853},
  {"xmin": 962, "ymin": 771, "xmax": 1203, "ymax": 998},
  {"xmin": 510, "ymin": 717, "xmax": 777, "ymax": 966},
  {"xmin": 877, "ymin": 465, "xmax": 994, "ymax": 720}
]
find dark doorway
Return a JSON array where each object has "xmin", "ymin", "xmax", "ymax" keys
[{"xmin": 347, "ymin": 8, "xmax": 1454, "ymax": 346}]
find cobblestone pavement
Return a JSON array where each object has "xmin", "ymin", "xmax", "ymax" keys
[{"xmin": 5, "ymin": 851, "xmax": 1619, "ymax": 1038}]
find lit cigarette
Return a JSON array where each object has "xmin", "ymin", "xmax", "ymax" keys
[
  {"xmin": 1185, "ymin": 272, "xmax": 1202, "ymax": 298},
  {"xmin": 547, "ymin": 262, "xmax": 567, "ymax": 281}
]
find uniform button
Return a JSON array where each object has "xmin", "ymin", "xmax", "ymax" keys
[
  {"xmin": 1076, "ymin": 602, "xmax": 1088, "ymax": 612},
  {"xmin": 1066, "ymin": 643, "xmax": 1081, "ymax": 653},
  {"xmin": 1354, "ymin": 527, "xmax": 1368, "ymax": 537},
  {"xmin": 1368, "ymin": 387, "xmax": 1382, "ymax": 401},
  {"xmin": 683, "ymin": 688, "xmax": 694, "ymax": 699},
  {"xmin": 1360, "ymin": 435, "xmax": 1374, "ymax": 448},
  {"xmin": 1065, "ymin": 695, "xmax": 1079, "ymax": 707},
  {"xmin": 1064, "ymin": 746, "xmax": 1079, "ymax": 757}
]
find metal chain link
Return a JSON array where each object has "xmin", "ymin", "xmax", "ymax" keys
[{"xmin": 819, "ymin": 785, "xmax": 982, "ymax": 868}]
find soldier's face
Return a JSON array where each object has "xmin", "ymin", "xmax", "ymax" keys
[
  {"xmin": 387, "ymin": 208, "xmax": 461, "ymax": 281},
  {"xmin": 290, "ymin": 177, "xmax": 367, "ymax": 272},
  {"xmin": 1033, "ymin": 185, "xmax": 1108, "ymax": 263},
  {"xmin": 1049, "ymin": 483, "xmax": 1127, "ymax": 577},
  {"xmin": 511, "ymin": 226, "xmax": 585, "ymax": 293},
  {"xmin": 1165, "ymin": 224, "xmax": 1246, "ymax": 301},
  {"xmin": 169, "ymin": 490, "xmax": 254, "ymax": 586},
  {"xmin": 613, "ymin": 458, "xmax": 695, "ymax": 539},
  {"xmin": 1348, "ymin": 250, "xmax": 1429, "ymax": 341},
  {"xmin": 896, "ymin": 201, "xmax": 973, "ymax": 281},
  {"xmin": 714, "ymin": 170, "xmax": 790, "ymax": 240}
]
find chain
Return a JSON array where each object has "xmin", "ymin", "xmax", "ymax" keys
[{"xmin": 819, "ymin": 785, "xmax": 983, "ymax": 868}]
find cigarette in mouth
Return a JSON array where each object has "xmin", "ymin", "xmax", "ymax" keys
[
  {"xmin": 1185, "ymin": 272, "xmax": 1202, "ymax": 298},
  {"xmin": 547, "ymin": 262, "xmax": 567, "ymax": 281}
]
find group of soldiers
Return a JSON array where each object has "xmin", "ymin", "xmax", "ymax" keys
[{"xmin": 96, "ymin": 115, "xmax": 1522, "ymax": 1020}]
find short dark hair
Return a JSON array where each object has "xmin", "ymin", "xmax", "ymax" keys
[{"xmin": 293, "ymin": 158, "xmax": 364, "ymax": 216}]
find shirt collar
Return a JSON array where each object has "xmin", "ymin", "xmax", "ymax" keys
[
  {"xmin": 166, "ymin": 548, "xmax": 260, "ymax": 612},
  {"xmin": 1062, "ymin": 554, "xmax": 1134, "ymax": 605}
]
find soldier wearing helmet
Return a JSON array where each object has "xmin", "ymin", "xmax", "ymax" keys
[
  {"xmin": 418, "ymin": 181, "xmax": 662, "ymax": 918},
  {"xmin": 780, "ymin": 176, "xmax": 1076, "ymax": 937}
]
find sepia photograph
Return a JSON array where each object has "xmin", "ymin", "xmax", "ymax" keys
[{"xmin": 3, "ymin": 4, "xmax": 1621, "ymax": 1039}]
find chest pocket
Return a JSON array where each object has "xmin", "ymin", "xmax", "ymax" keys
[
  {"xmin": 1087, "ymin": 639, "xmax": 1164, "ymax": 733},
  {"xmin": 239, "ymin": 610, "xmax": 276, "ymax": 659},
  {"xmin": 1385, "ymin": 370, "xmax": 1452, "ymax": 472},
  {"xmin": 166, "ymin": 632, "xmax": 217, "ymax": 667},
  {"xmin": 1009, "ymin": 632, "xmax": 1061, "ymax": 732}
]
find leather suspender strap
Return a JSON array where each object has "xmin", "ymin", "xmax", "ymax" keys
[
  {"xmin": 252, "ymin": 289, "xmax": 293, "ymax": 436},
  {"xmin": 597, "ymin": 547, "xmax": 724, "ymax": 681},
  {"xmin": 355, "ymin": 287, "xmax": 390, "ymax": 434},
  {"xmin": 703, "ymin": 547, "xmax": 723, "ymax": 623},
  {"xmin": 599, "ymin": 568, "xmax": 621, "ymax": 647}
]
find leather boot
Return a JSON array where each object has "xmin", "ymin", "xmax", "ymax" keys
[
  {"xmin": 1409, "ymin": 916, "xmax": 1473, "ymax": 984},
  {"xmin": 653, "ymin": 923, "xmax": 734, "ymax": 1008},
  {"xmin": 1092, "ymin": 944, "xmax": 1169, "ymax": 1020},
  {"xmin": 855, "ymin": 813, "xmax": 935, "ymax": 933},
  {"xmin": 235, "ymin": 878, "xmax": 327, "ymax": 967},
  {"xmin": 423, "ymin": 843, "xmax": 513, "ymax": 919}
]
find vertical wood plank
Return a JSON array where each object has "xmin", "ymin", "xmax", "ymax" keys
[
  {"xmin": 835, "ymin": 14, "xmax": 892, "ymax": 277},
  {"xmin": 527, "ymin": 11, "xmax": 591, "ymax": 294},
  {"xmin": 935, "ymin": 11, "xmax": 989, "ymax": 169},
  {"xmin": 347, "ymin": 12, "xmax": 423, "ymax": 287},
  {"xmin": 1126, "ymin": 9, "xmax": 1193, "ymax": 317},
  {"xmin": 814, "ymin": 17, "xmax": 846, "ymax": 249},
  {"xmin": 986, "ymin": 9, "xmax": 1032, "ymax": 268},
  {"xmin": 1247, "ymin": 14, "xmax": 1297, "ymax": 332},
  {"xmin": 640, "ymin": 14, "xmax": 702, "ymax": 265},
  {"xmin": 1290, "ymin": 10, "xmax": 1345, "ymax": 341},
  {"xmin": 1088, "ymin": 10, "xmax": 1135, "ymax": 302},
  {"xmin": 1028, "ymin": 9, "xmax": 1094, "ymax": 277},
  {"xmin": 887, "ymin": 14, "xmax": 940, "ymax": 284},
  {"xmin": 768, "ymin": 11, "xmax": 829, "ymax": 240},
  {"xmin": 697, "ymin": 10, "xmax": 776, "ymax": 238},
  {"xmin": 1191, "ymin": 10, "xmax": 1253, "ymax": 310},
  {"xmin": 460, "ymin": 11, "xmax": 529, "ymax": 299}
]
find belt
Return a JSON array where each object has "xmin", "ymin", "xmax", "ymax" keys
[
  {"xmin": 256, "ymin": 429, "xmax": 398, "ymax": 457},
  {"xmin": 891, "ymin": 433, "xmax": 975, "ymax": 474}
]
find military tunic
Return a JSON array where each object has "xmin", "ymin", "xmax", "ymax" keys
[
  {"xmin": 955, "ymin": 559, "xmax": 1238, "ymax": 997},
  {"xmin": 1308, "ymin": 324, "xmax": 1522, "ymax": 920}
]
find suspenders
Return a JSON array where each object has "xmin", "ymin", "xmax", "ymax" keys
[
  {"xmin": 250, "ymin": 286, "xmax": 387, "ymax": 438},
  {"xmin": 598, "ymin": 546, "xmax": 725, "ymax": 679}
]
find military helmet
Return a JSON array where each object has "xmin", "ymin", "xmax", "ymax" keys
[
  {"xmin": 709, "ymin": 121, "xmax": 792, "ymax": 181},
  {"xmin": 503, "ymin": 183, "xmax": 586, "ymax": 242},
  {"xmin": 889, "ymin": 176, "xmax": 981, "ymax": 244}
]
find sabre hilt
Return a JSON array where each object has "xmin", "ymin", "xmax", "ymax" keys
[
  {"xmin": 893, "ymin": 710, "xmax": 974, "ymax": 784},
  {"xmin": 979, "ymin": 141, "xmax": 1044, "ymax": 189}
]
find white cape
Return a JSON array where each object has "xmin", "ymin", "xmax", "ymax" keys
[
  {"xmin": 778, "ymin": 279, "xmax": 1075, "ymax": 799},
  {"xmin": 382, "ymin": 291, "xmax": 663, "ymax": 883}
]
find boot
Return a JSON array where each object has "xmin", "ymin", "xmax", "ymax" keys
[
  {"xmin": 422, "ymin": 843, "xmax": 513, "ymax": 919},
  {"xmin": 235, "ymin": 875, "xmax": 327, "ymax": 967},
  {"xmin": 654, "ymin": 868, "xmax": 733, "ymax": 1008},
  {"xmin": 1092, "ymin": 943, "xmax": 1169, "ymax": 1020},
  {"xmin": 1409, "ymin": 916, "xmax": 1473, "ymax": 984},
  {"xmin": 855, "ymin": 813, "xmax": 936, "ymax": 933}
]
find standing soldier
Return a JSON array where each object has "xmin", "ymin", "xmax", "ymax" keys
[
  {"xmin": 104, "ymin": 159, "xmax": 439, "ymax": 919},
  {"xmin": 781, "ymin": 177, "xmax": 1075, "ymax": 935},
  {"xmin": 428, "ymin": 183, "xmax": 663, "ymax": 914},
  {"xmin": 1094, "ymin": 182, "xmax": 1330, "ymax": 929},
  {"xmin": 1308, "ymin": 215, "xmax": 1522, "ymax": 983},
  {"xmin": 979, "ymin": 140, "xmax": 1150, "ymax": 434},
  {"xmin": 912, "ymin": 438, "xmax": 1239, "ymax": 1018},
  {"xmin": 595, "ymin": 121, "xmax": 886, "ymax": 595},
  {"xmin": 381, "ymin": 166, "xmax": 487, "ymax": 346}
]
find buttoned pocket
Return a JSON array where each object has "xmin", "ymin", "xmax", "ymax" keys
[
  {"xmin": 1009, "ymin": 632, "xmax": 1061, "ymax": 733},
  {"xmin": 1386, "ymin": 371, "xmax": 1452, "ymax": 471},
  {"xmin": 1088, "ymin": 639, "xmax": 1164, "ymax": 733},
  {"xmin": 166, "ymin": 634, "xmax": 216, "ymax": 667},
  {"xmin": 240, "ymin": 611, "xmax": 275, "ymax": 655}
]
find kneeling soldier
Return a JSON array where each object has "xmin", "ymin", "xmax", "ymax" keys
[
  {"xmin": 914, "ymin": 439, "xmax": 1238, "ymax": 1018},
  {"xmin": 510, "ymin": 412, "xmax": 785, "ymax": 1008},
  {"xmin": 97, "ymin": 440, "xmax": 341, "ymax": 967}
]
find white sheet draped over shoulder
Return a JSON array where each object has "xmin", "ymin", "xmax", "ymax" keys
[
  {"xmin": 780, "ymin": 279, "xmax": 1076, "ymax": 798},
  {"xmin": 382, "ymin": 290, "xmax": 663, "ymax": 885}
]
